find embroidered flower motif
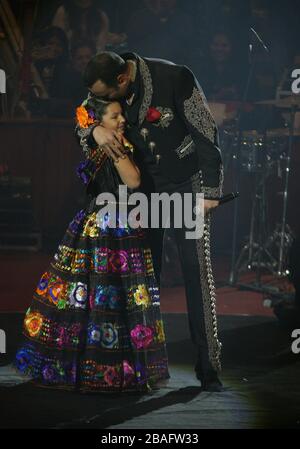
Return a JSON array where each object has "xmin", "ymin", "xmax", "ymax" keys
[
  {"xmin": 49, "ymin": 282, "xmax": 65, "ymax": 304},
  {"xmin": 108, "ymin": 250, "xmax": 129, "ymax": 273},
  {"xmin": 70, "ymin": 282, "xmax": 88, "ymax": 308},
  {"xmin": 94, "ymin": 285, "xmax": 122, "ymax": 309},
  {"xmin": 95, "ymin": 247, "xmax": 108, "ymax": 273},
  {"xmin": 56, "ymin": 326, "xmax": 70, "ymax": 348},
  {"xmin": 122, "ymin": 360, "xmax": 135, "ymax": 386},
  {"xmin": 24, "ymin": 312, "xmax": 43, "ymax": 337},
  {"xmin": 146, "ymin": 107, "xmax": 161, "ymax": 123},
  {"xmin": 155, "ymin": 320, "xmax": 166, "ymax": 343},
  {"xmin": 82, "ymin": 212, "xmax": 99, "ymax": 238},
  {"xmin": 42, "ymin": 363, "xmax": 63, "ymax": 382},
  {"xmin": 107, "ymin": 287, "xmax": 122, "ymax": 309},
  {"xmin": 133, "ymin": 284, "xmax": 150, "ymax": 307},
  {"xmin": 88, "ymin": 325, "xmax": 102, "ymax": 344},
  {"xmin": 130, "ymin": 324, "xmax": 154, "ymax": 349},
  {"xmin": 36, "ymin": 272, "xmax": 50, "ymax": 296},
  {"xmin": 76, "ymin": 105, "xmax": 95, "ymax": 128},
  {"xmin": 15, "ymin": 347, "xmax": 33, "ymax": 372},
  {"xmin": 100, "ymin": 323, "xmax": 118, "ymax": 349},
  {"xmin": 94, "ymin": 286, "xmax": 107, "ymax": 307},
  {"xmin": 104, "ymin": 366, "xmax": 120, "ymax": 386}
]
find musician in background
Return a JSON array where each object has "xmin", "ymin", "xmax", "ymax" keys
[
  {"xmin": 52, "ymin": 0, "xmax": 109, "ymax": 51},
  {"xmin": 197, "ymin": 31, "xmax": 243, "ymax": 102},
  {"xmin": 52, "ymin": 0, "xmax": 126, "ymax": 52},
  {"xmin": 28, "ymin": 26, "xmax": 74, "ymax": 118},
  {"xmin": 126, "ymin": 0, "xmax": 194, "ymax": 65},
  {"xmin": 68, "ymin": 40, "xmax": 96, "ymax": 107}
]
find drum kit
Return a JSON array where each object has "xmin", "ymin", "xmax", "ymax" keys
[{"xmin": 213, "ymin": 95, "xmax": 300, "ymax": 288}]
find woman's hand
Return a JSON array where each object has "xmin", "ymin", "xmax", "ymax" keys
[
  {"xmin": 113, "ymin": 154, "xmax": 141, "ymax": 190},
  {"xmin": 92, "ymin": 126, "xmax": 127, "ymax": 162}
]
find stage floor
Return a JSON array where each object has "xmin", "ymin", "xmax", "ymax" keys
[{"xmin": 0, "ymin": 313, "xmax": 300, "ymax": 429}]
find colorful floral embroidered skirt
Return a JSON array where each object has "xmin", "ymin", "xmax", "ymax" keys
[{"xmin": 14, "ymin": 204, "xmax": 170, "ymax": 393}]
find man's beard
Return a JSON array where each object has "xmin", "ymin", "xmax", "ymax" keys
[{"xmin": 111, "ymin": 85, "xmax": 129, "ymax": 100}]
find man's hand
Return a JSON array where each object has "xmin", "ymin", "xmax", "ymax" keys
[
  {"xmin": 92, "ymin": 126, "xmax": 126, "ymax": 162},
  {"xmin": 204, "ymin": 199, "xmax": 219, "ymax": 215}
]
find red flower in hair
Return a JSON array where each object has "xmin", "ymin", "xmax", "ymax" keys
[{"xmin": 146, "ymin": 107, "xmax": 161, "ymax": 123}]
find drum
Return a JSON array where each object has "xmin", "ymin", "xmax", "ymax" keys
[
  {"xmin": 220, "ymin": 129, "xmax": 288, "ymax": 174},
  {"xmin": 240, "ymin": 130, "xmax": 265, "ymax": 173}
]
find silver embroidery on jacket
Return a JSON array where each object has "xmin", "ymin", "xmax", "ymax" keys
[
  {"xmin": 184, "ymin": 87, "xmax": 216, "ymax": 144},
  {"xmin": 175, "ymin": 135, "xmax": 195, "ymax": 159},
  {"xmin": 154, "ymin": 107, "xmax": 174, "ymax": 128},
  {"xmin": 200, "ymin": 165, "xmax": 224, "ymax": 199},
  {"xmin": 138, "ymin": 58, "xmax": 153, "ymax": 126},
  {"xmin": 191, "ymin": 171, "xmax": 222, "ymax": 372}
]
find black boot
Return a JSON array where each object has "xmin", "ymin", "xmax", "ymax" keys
[
  {"xmin": 199, "ymin": 375, "xmax": 224, "ymax": 392},
  {"xmin": 195, "ymin": 356, "xmax": 224, "ymax": 392}
]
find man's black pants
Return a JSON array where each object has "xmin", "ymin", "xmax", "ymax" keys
[{"xmin": 145, "ymin": 178, "xmax": 221, "ymax": 379}]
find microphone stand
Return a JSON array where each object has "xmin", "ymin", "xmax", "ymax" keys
[
  {"xmin": 228, "ymin": 42, "xmax": 257, "ymax": 285},
  {"xmin": 228, "ymin": 27, "xmax": 270, "ymax": 285}
]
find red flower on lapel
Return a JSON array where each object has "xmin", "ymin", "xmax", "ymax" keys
[{"xmin": 146, "ymin": 107, "xmax": 161, "ymax": 123}]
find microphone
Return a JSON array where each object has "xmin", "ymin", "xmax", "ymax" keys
[
  {"xmin": 218, "ymin": 192, "xmax": 239, "ymax": 206},
  {"xmin": 250, "ymin": 27, "xmax": 270, "ymax": 53}
]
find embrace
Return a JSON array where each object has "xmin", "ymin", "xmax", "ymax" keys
[{"xmin": 14, "ymin": 51, "xmax": 224, "ymax": 394}]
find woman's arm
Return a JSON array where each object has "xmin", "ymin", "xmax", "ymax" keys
[
  {"xmin": 113, "ymin": 152, "xmax": 141, "ymax": 189},
  {"xmin": 52, "ymin": 5, "xmax": 69, "ymax": 34},
  {"xmin": 95, "ymin": 10, "xmax": 109, "ymax": 51}
]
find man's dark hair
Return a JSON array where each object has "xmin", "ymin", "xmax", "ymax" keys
[{"xmin": 83, "ymin": 51, "xmax": 127, "ymax": 88}]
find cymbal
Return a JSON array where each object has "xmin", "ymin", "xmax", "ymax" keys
[
  {"xmin": 241, "ymin": 129, "xmax": 263, "ymax": 138},
  {"xmin": 224, "ymin": 128, "xmax": 300, "ymax": 138},
  {"xmin": 255, "ymin": 96, "xmax": 300, "ymax": 109},
  {"xmin": 267, "ymin": 128, "xmax": 300, "ymax": 137}
]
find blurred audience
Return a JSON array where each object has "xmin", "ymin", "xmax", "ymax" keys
[
  {"xmin": 126, "ymin": 0, "xmax": 194, "ymax": 65},
  {"xmin": 27, "ymin": 26, "xmax": 74, "ymax": 118},
  {"xmin": 68, "ymin": 40, "xmax": 95, "ymax": 107},
  {"xmin": 30, "ymin": 26, "xmax": 70, "ymax": 98},
  {"xmin": 8, "ymin": 0, "xmax": 299, "ymax": 119},
  {"xmin": 248, "ymin": 1, "xmax": 289, "ymax": 100},
  {"xmin": 71, "ymin": 41, "xmax": 95, "ymax": 75},
  {"xmin": 197, "ymin": 30, "xmax": 243, "ymax": 102},
  {"xmin": 52, "ymin": 0, "xmax": 126, "ymax": 52}
]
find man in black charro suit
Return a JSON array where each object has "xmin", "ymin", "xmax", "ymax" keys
[{"xmin": 75, "ymin": 51, "xmax": 224, "ymax": 391}]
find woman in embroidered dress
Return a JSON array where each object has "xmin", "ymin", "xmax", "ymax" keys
[{"xmin": 13, "ymin": 97, "xmax": 169, "ymax": 393}]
